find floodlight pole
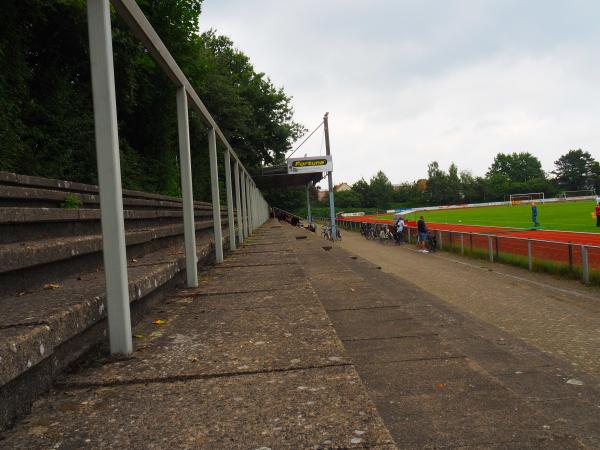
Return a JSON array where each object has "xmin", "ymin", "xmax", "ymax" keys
[{"xmin": 323, "ymin": 112, "xmax": 337, "ymax": 239}]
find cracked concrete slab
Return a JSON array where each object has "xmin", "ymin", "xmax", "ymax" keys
[{"xmin": 0, "ymin": 363, "xmax": 395, "ymax": 450}]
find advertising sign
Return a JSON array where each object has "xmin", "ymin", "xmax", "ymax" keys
[{"xmin": 287, "ymin": 155, "xmax": 333, "ymax": 174}]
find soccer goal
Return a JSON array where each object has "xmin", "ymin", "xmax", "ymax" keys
[
  {"xmin": 509, "ymin": 192, "xmax": 545, "ymax": 205},
  {"xmin": 558, "ymin": 189, "xmax": 596, "ymax": 201}
]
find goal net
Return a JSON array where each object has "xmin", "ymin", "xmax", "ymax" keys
[
  {"xmin": 509, "ymin": 192, "xmax": 544, "ymax": 205},
  {"xmin": 558, "ymin": 189, "xmax": 596, "ymax": 201}
]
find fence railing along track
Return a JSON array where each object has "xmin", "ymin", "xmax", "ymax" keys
[{"xmin": 313, "ymin": 217, "xmax": 600, "ymax": 287}]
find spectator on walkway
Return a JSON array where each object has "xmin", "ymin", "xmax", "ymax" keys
[
  {"xmin": 531, "ymin": 202, "xmax": 540, "ymax": 227},
  {"xmin": 394, "ymin": 215, "xmax": 405, "ymax": 243},
  {"xmin": 417, "ymin": 215, "xmax": 428, "ymax": 252}
]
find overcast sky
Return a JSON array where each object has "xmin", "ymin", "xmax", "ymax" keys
[{"xmin": 201, "ymin": 0, "xmax": 600, "ymax": 186}]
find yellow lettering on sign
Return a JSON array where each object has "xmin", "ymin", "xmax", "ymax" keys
[{"xmin": 292, "ymin": 159, "xmax": 327, "ymax": 168}]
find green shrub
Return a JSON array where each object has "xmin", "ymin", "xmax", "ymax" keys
[{"xmin": 61, "ymin": 194, "xmax": 82, "ymax": 209}]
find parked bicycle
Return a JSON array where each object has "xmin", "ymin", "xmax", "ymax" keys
[{"xmin": 322, "ymin": 225, "xmax": 342, "ymax": 241}]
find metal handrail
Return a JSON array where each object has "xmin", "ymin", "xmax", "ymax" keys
[
  {"xmin": 272, "ymin": 206, "xmax": 304, "ymax": 221},
  {"xmin": 336, "ymin": 218, "xmax": 600, "ymax": 249},
  {"xmin": 87, "ymin": 0, "xmax": 270, "ymax": 354},
  {"xmin": 402, "ymin": 225, "xmax": 600, "ymax": 250}
]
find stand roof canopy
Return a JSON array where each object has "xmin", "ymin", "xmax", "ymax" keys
[{"xmin": 252, "ymin": 164, "xmax": 324, "ymax": 190}]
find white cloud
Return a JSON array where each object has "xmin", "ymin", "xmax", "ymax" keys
[{"xmin": 200, "ymin": 0, "xmax": 600, "ymax": 186}]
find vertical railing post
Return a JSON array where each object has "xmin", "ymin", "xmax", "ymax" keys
[
  {"xmin": 438, "ymin": 231, "xmax": 442, "ymax": 250},
  {"xmin": 208, "ymin": 128, "xmax": 223, "ymax": 263},
  {"xmin": 460, "ymin": 233, "xmax": 464, "ymax": 255},
  {"xmin": 87, "ymin": 0, "xmax": 132, "ymax": 355},
  {"xmin": 407, "ymin": 228, "xmax": 411, "ymax": 244},
  {"xmin": 568, "ymin": 242, "xmax": 573, "ymax": 272},
  {"xmin": 176, "ymin": 87, "xmax": 198, "ymax": 288},
  {"xmin": 252, "ymin": 183, "xmax": 257, "ymax": 229},
  {"xmin": 241, "ymin": 171, "xmax": 248, "ymax": 238},
  {"xmin": 581, "ymin": 245, "xmax": 589, "ymax": 285},
  {"xmin": 223, "ymin": 150, "xmax": 236, "ymax": 251},
  {"xmin": 247, "ymin": 176, "xmax": 254, "ymax": 233},
  {"xmin": 246, "ymin": 176, "xmax": 252, "ymax": 234},
  {"xmin": 527, "ymin": 239, "xmax": 532, "ymax": 271},
  {"xmin": 495, "ymin": 236, "xmax": 499, "ymax": 260},
  {"xmin": 488, "ymin": 235, "xmax": 494, "ymax": 262},
  {"xmin": 306, "ymin": 183, "xmax": 312, "ymax": 225},
  {"xmin": 234, "ymin": 161, "xmax": 243, "ymax": 244}
]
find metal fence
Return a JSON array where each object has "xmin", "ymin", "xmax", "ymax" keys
[
  {"xmin": 85, "ymin": 0, "xmax": 270, "ymax": 354},
  {"xmin": 330, "ymin": 218, "xmax": 600, "ymax": 286}
]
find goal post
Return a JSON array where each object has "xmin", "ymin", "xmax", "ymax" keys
[
  {"xmin": 509, "ymin": 192, "xmax": 545, "ymax": 206},
  {"xmin": 558, "ymin": 189, "xmax": 596, "ymax": 201}
]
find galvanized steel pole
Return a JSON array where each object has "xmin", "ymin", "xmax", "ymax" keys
[
  {"xmin": 87, "ymin": 0, "xmax": 132, "ymax": 355},
  {"xmin": 582, "ymin": 245, "xmax": 589, "ymax": 284},
  {"xmin": 223, "ymin": 150, "xmax": 236, "ymax": 251},
  {"xmin": 176, "ymin": 87, "xmax": 198, "ymax": 287},
  {"xmin": 323, "ymin": 113, "xmax": 337, "ymax": 240},
  {"xmin": 241, "ymin": 171, "xmax": 249, "ymax": 238},
  {"xmin": 208, "ymin": 128, "xmax": 223, "ymax": 263},
  {"xmin": 234, "ymin": 161, "xmax": 243, "ymax": 244},
  {"xmin": 246, "ymin": 176, "xmax": 253, "ymax": 234},
  {"xmin": 306, "ymin": 182, "xmax": 312, "ymax": 224}
]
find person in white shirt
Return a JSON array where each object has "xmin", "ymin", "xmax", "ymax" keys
[{"xmin": 393, "ymin": 215, "xmax": 405, "ymax": 243}]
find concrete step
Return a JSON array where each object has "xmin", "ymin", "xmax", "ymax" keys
[
  {"xmin": 0, "ymin": 207, "xmax": 227, "ymax": 245},
  {"xmin": 0, "ymin": 219, "xmax": 224, "ymax": 274},
  {"xmin": 0, "ymin": 232, "xmax": 231, "ymax": 431},
  {"xmin": 0, "ymin": 171, "xmax": 229, "ymax": 213},
  {"xmin": 0, "ymin": 170, "xmax": 217, "ymax": 208},
  {"xmin": 0, "ymin": 172, "xmax": 241, "ymax": 431},
  {"xmin": 0, "ymin": 206, "xmax": 217, "ymax": 224}
]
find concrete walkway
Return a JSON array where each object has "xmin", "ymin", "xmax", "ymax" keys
[
  {"xmin": 3, "ymin": 220, "xmax": 600, "ymax": 448},
  {"xmin": 0, "ymin": 222, "xmax": 395, "ymax": 449},
  {"xmin": 303, "ymin": 225, "xmax": 600, "ymax": 448},
  {"xmin": 335, "ymin": 227, "xmax": 600, "ymax": 378}
]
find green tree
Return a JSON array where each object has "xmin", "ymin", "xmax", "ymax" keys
[
  {"xmin": 0, "ymin": 0, "xmax": 304, "ymax": 200},
  {"xmin": 352, "ymin": 178, "xmax": 371, "ymax": 207},
  {"xmin": 552, "ymin": 149, "xmax": 599, "ymax": 191},
  {"xmin": 334, "ymin": 190, "xmax": 362, "ymax": 208},
  {"xmin": 369, "ymin": 171, "xmax": 394, "ymax": 209},
  {"xmin": 487, "ymin": 152, "xmax": 545, "ymax": 183}
]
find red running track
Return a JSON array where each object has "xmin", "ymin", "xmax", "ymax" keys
[{"xmin": 338, "ymin": 216, "xmax": 600, "ymax": 270}]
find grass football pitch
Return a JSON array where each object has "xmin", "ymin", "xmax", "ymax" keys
[{"xmin": 376, "ymin": 200, "xmax": 599, "ymax": 233}]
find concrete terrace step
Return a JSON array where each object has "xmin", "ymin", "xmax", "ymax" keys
[
  {"xmin": 0, "ymin": 171, "xmax": 227, "ymax": 210},
  {"xmin": 0, "ymin": 171, "xmax": 221, "ymax": 209},
  {"xmin": 0, "ymin": 184, "xmax": 213, "ymax": 210},
  {"xmin": 0, "ymin": 220, "xmax": 397, "ymax": 449},
  {"xmin": 0, "ymin": 232, "xmax": 231, "ymax": 430},
  {"xmin": 0, "ymin": 207, "xmax": 217, "ymax": 225},
  {"xmin": 0, "ymin": 219, "xmax": 227, "ymax": 274}
]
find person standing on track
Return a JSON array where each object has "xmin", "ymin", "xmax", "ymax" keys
[
  {"xmin": 531, "ymin": 202, "xmax": 540, "ymax": 228},
  {"xmin": 595, "ymin": 201, "xmax": 600, "ymax": 227},
  {"xmin": 417, "ymin": 215, "xmax": 428, "ymax": 252}
]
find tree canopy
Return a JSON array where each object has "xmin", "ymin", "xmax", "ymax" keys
[
  {"xmin": 0, "ymin": 0, "xmax": 304, "ymax": 199},
  {"xmin": 309, "ymin": 149, "xmax": 594, "ymax": 214},
  {"xmin": 552, "ymin": 149, "xmax": 600, "ymax": 191},
  {"xmin": 487, "ymin": 152, "xmax": 545, "ymax": 183}
]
